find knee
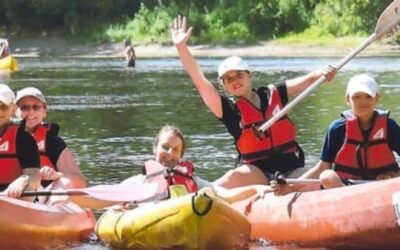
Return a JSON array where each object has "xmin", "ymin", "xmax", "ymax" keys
[
  {"xmin": 218, "ymin": 169, "xmax": 242, "ymax": 184},
  {"xmin": 319, "ymin": 169, "xmax": 343, "ymax": 188},
  {"xmin": 213, "ymin": 168, "xmax": 250, "ymax": 188}
]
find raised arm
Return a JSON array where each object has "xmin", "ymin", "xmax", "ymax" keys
[
  {"xmin": 171, "ymin": 15, "xmax": 223, "ymax": 118},
  {"xmin": 286, "ymin": 66, "xmax": 337, "ymax": 97}
]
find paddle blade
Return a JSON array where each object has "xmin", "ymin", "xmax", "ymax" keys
[
  {"xmin": 77, "ymin": 183, "xmax": 158, "ymax": 202},
  {"xmin": 375, "ymin": 0, "xmax": 400, "ymax": 39}
]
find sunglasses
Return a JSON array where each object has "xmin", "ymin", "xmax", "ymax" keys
[{"xmin": 20, "ymin": 104, "xmax": 44, "ymax": 111}]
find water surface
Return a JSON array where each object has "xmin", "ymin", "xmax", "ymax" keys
[{"xmin": 4, "ymin": 55, "xmax": 400, "ymax": 249}]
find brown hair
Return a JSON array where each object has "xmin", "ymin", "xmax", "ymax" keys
[{"xmin": 153, "ymin": 125, "xmax": 186, "ymax": 157}]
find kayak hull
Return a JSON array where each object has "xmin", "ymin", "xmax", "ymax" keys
[
  {"xmin": 0, "ymin": 55, "xmax": 17, "ymax": 72},
  {"xmin": 232, "ymin": 177, "xmax": 400, "ymax": 248},
  {"xmin": 0, "ymin": 196, "xmax": 95, "ymax": 250},
  {"xmin": 96, "ymin": 191, "xmax": 251, "ymax": 249}
]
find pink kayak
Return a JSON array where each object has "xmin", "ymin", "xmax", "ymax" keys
[{"xmin": 0, "ymin": 196, "xmax": 95, "ymax": 249}]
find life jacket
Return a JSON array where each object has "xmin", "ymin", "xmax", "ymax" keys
[
  {"xmin": 0, "ymin": 124, "xmax": 23, "ymax": 186},
  {"xmin": 235, "ymin": 86, "xmax": 300, "ymax": 163},
  {"xmin": 334, "ymin": 110, "xmax": 399, "ymax": 180},
  {"xmin": 32, "ymin": 123, "xmax": 58, "ymax": 171},
  {"xmin": 144, "ymin": 160, "xmax": 198, "ymax": 199}
]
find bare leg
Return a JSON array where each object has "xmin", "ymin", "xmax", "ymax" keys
[{"xmin": 214, "ymin": 164, "xmax": 269, "ymax": 189}]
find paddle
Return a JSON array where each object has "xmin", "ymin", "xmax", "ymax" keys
[
  {"xmin": 255, "ymin": 0, "xmax": 400, "ymax": 135},
  {"xmin": 281, "ymin": 178, "xmax": 371, "ymax": 185},
  {"xmin": 1, "ymin": 183, "xmax": 158, "ymax": 202}
]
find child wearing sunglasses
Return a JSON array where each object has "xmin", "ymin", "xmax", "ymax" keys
[{"xmin": 16, "ymin": 87, "xmax": 87, "ymax": 193}]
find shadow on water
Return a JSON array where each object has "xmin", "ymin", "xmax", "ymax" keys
[{"xmin": 4, "ymin": 56, "xmax": 400, "ymax": 249}]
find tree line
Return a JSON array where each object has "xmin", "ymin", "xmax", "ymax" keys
[{"xmin": 0, "ymin": 0, "xmax": 396, "ymax": 44}]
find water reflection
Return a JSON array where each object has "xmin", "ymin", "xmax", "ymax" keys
[
  {"xmin": 4, "ymin": 56, "xmax": 400, "ymax": 249},
  {"xmin": 18, "ymin": 56, "xmax": 400, "ymax": 73}
]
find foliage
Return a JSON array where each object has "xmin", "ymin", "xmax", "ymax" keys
[
  {"xmin": 0, "ymin": 0, "xmax": 398, "ymax": 45},
  {"xmin": 0, "ymin": 0, "xmax": 139, "ymax": 35},
  {"xmin": 313, "ymin": 0, "xmax": 394, "ymax": 36},
  {"xmin": 104, "ymin": 3, "xmax": 173, "ymax": 44}
]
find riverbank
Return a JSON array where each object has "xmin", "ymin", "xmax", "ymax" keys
[{"xmin": 10, "ymin": 36, "xmax": 400, "ymax": 58}]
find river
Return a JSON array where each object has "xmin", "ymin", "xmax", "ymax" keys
[{"xmin": 4, "ymin": 55, "xmax": 400, "ymax": 249}]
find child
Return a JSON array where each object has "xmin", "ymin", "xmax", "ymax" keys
[
  {"xmin": 293, "ymin": 74, "xmax": 400, "ymax": 189},
  {"xmin": 171, "ymin": 15, "xmax": 337, "ymax": 188},
  {"xmin": 0, "ymin": 84, "xmax": 40, "ymax": 200}
]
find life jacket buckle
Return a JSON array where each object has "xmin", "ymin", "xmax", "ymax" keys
[{"xmin": 252, "ymin": 124, "xmax": 269, "ymax": 140}]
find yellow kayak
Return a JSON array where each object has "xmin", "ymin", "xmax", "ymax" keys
[
  {"xmin": 96, "ymin": 190, "xmax": 250, "ymax": 249},
  {"xmin": 0, "ymin": 55, "xmax": 18, "ymax": 72}
]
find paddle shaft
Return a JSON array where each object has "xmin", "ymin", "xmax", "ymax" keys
[
  {"xmin": 0, "ymin": 183, "xmax": 159, "ymax": 203},
  {"xmin": 21, "ymin": 190, "xmax": 88, "ymax": 197},
  {"xmin": 257, "ymin": 2, "xmax": 400, "ymax": 133},
  {"xmin": 284, "ymin": 178, "xmax": 371, "ymax": 185}
]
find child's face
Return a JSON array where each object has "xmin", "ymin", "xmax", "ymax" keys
[
  {"xmin": 17, "ymin": 96, "xmax": 47, "ymax": 132},
  {"xmin": 0, "ymin": 102, "xmax": 15, "ymax": 127},
  {"xmin": 346, "ymin": 92, "xmax": 378, "ymax": 119},
  {"xmin": 220, "ymin": 70, "xmax": 252, "ymax": 97},
  {"xmin": 154, "ymin": 131, "xmax": 183, "ymax": 168}
]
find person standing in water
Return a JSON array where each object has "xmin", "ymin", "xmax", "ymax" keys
[{"xmin": 124, "ymin": 38, "xmax": 136, "ymax": 67}]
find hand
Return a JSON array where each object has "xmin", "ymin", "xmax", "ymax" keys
[
  {"xmin": 49, "ymin": 195, "xmax": 71, "ymax": 206},
  {"xmin": 269, "ymin": 174, "xmax": 287, "ymax": 192},
  {"xmin": 269, "ymin": 177, "xmax": 295, "ymax": 196},
  {"xmin": 269, "ymin": 180, "xmax": 280, "ymax": 192},
  {"xmin": 40, "ymin": 166, "xmax": 63, "ymax": 180},
  {"xmin": 4, "ymin": 175, "xmax": 29, "ymax": 198},
  {"xmin": 171, "ymin": 15, "xmax": 193, "ymax": 46},
  {"xmin": 322, "ymin": 65, "xmax": 337, "ymax": 81}
]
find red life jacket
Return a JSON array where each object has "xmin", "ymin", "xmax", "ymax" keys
[
  {"xmin": 144, "ymin": 160, "xmax": 198, "ymax": 199},
  {"xmin": 334, "ymin": 111, "xmax": 399, "ymax": 179},
  {"xmin": 0, "ymin": 125, "xmax": 23, "ymax": 185},
  {"xmin": 32, "ymin": 124, "xmax": 57, "ymax": 171},
  {"xmin": 235, "ymin": 86, "xmax": 299, "ymax": 163}
]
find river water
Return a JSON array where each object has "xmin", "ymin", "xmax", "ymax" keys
[{"xmin": 4, "ymin": 55, "xmax": 400, "ymax": 249}]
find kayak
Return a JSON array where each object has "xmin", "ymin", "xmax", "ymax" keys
[
  {"xmin": 0, "ymin": 196, "xmax": 96, "ymax": 249},
  {"xmin": 96, "ymin": 190, "xmax": 251, "ymax": 249},
  {"xmin": 232, "ymin": 177, "xmax": 400, "ymax": 248},
  {"xmin": 0, "ymin": 55, "xmax": 17, "ymax": 72}
]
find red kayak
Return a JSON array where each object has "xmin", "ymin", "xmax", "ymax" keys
[
  {"xmin": 0, "ymin": 196, "xmax": 95, "ymax": 249},
  {"xmin": 232, "ymin": 177, "xmax": 400, "ymax": 248}
]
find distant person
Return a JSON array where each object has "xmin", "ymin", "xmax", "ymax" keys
[
  {"xmin": 16, "ymin": 87, "xmax": 87, "ymax": 190},
  {"xmin": 124, "ymin": 38, "xmax": 136, "ymax": 67},
  {"xmin": 0, "ymin": 38, "xmax": 17, "ymax": 72},
  {"xmin": 171, "ymin": 15, "xmax": 337, "ymax": 189},
  {"xmin": 0, "ymin": 84, "xmax": 41, "ymax": 200},
  {"xmin": 0, "ymin": 39, "xmax": 10, "ymax": 59}
]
